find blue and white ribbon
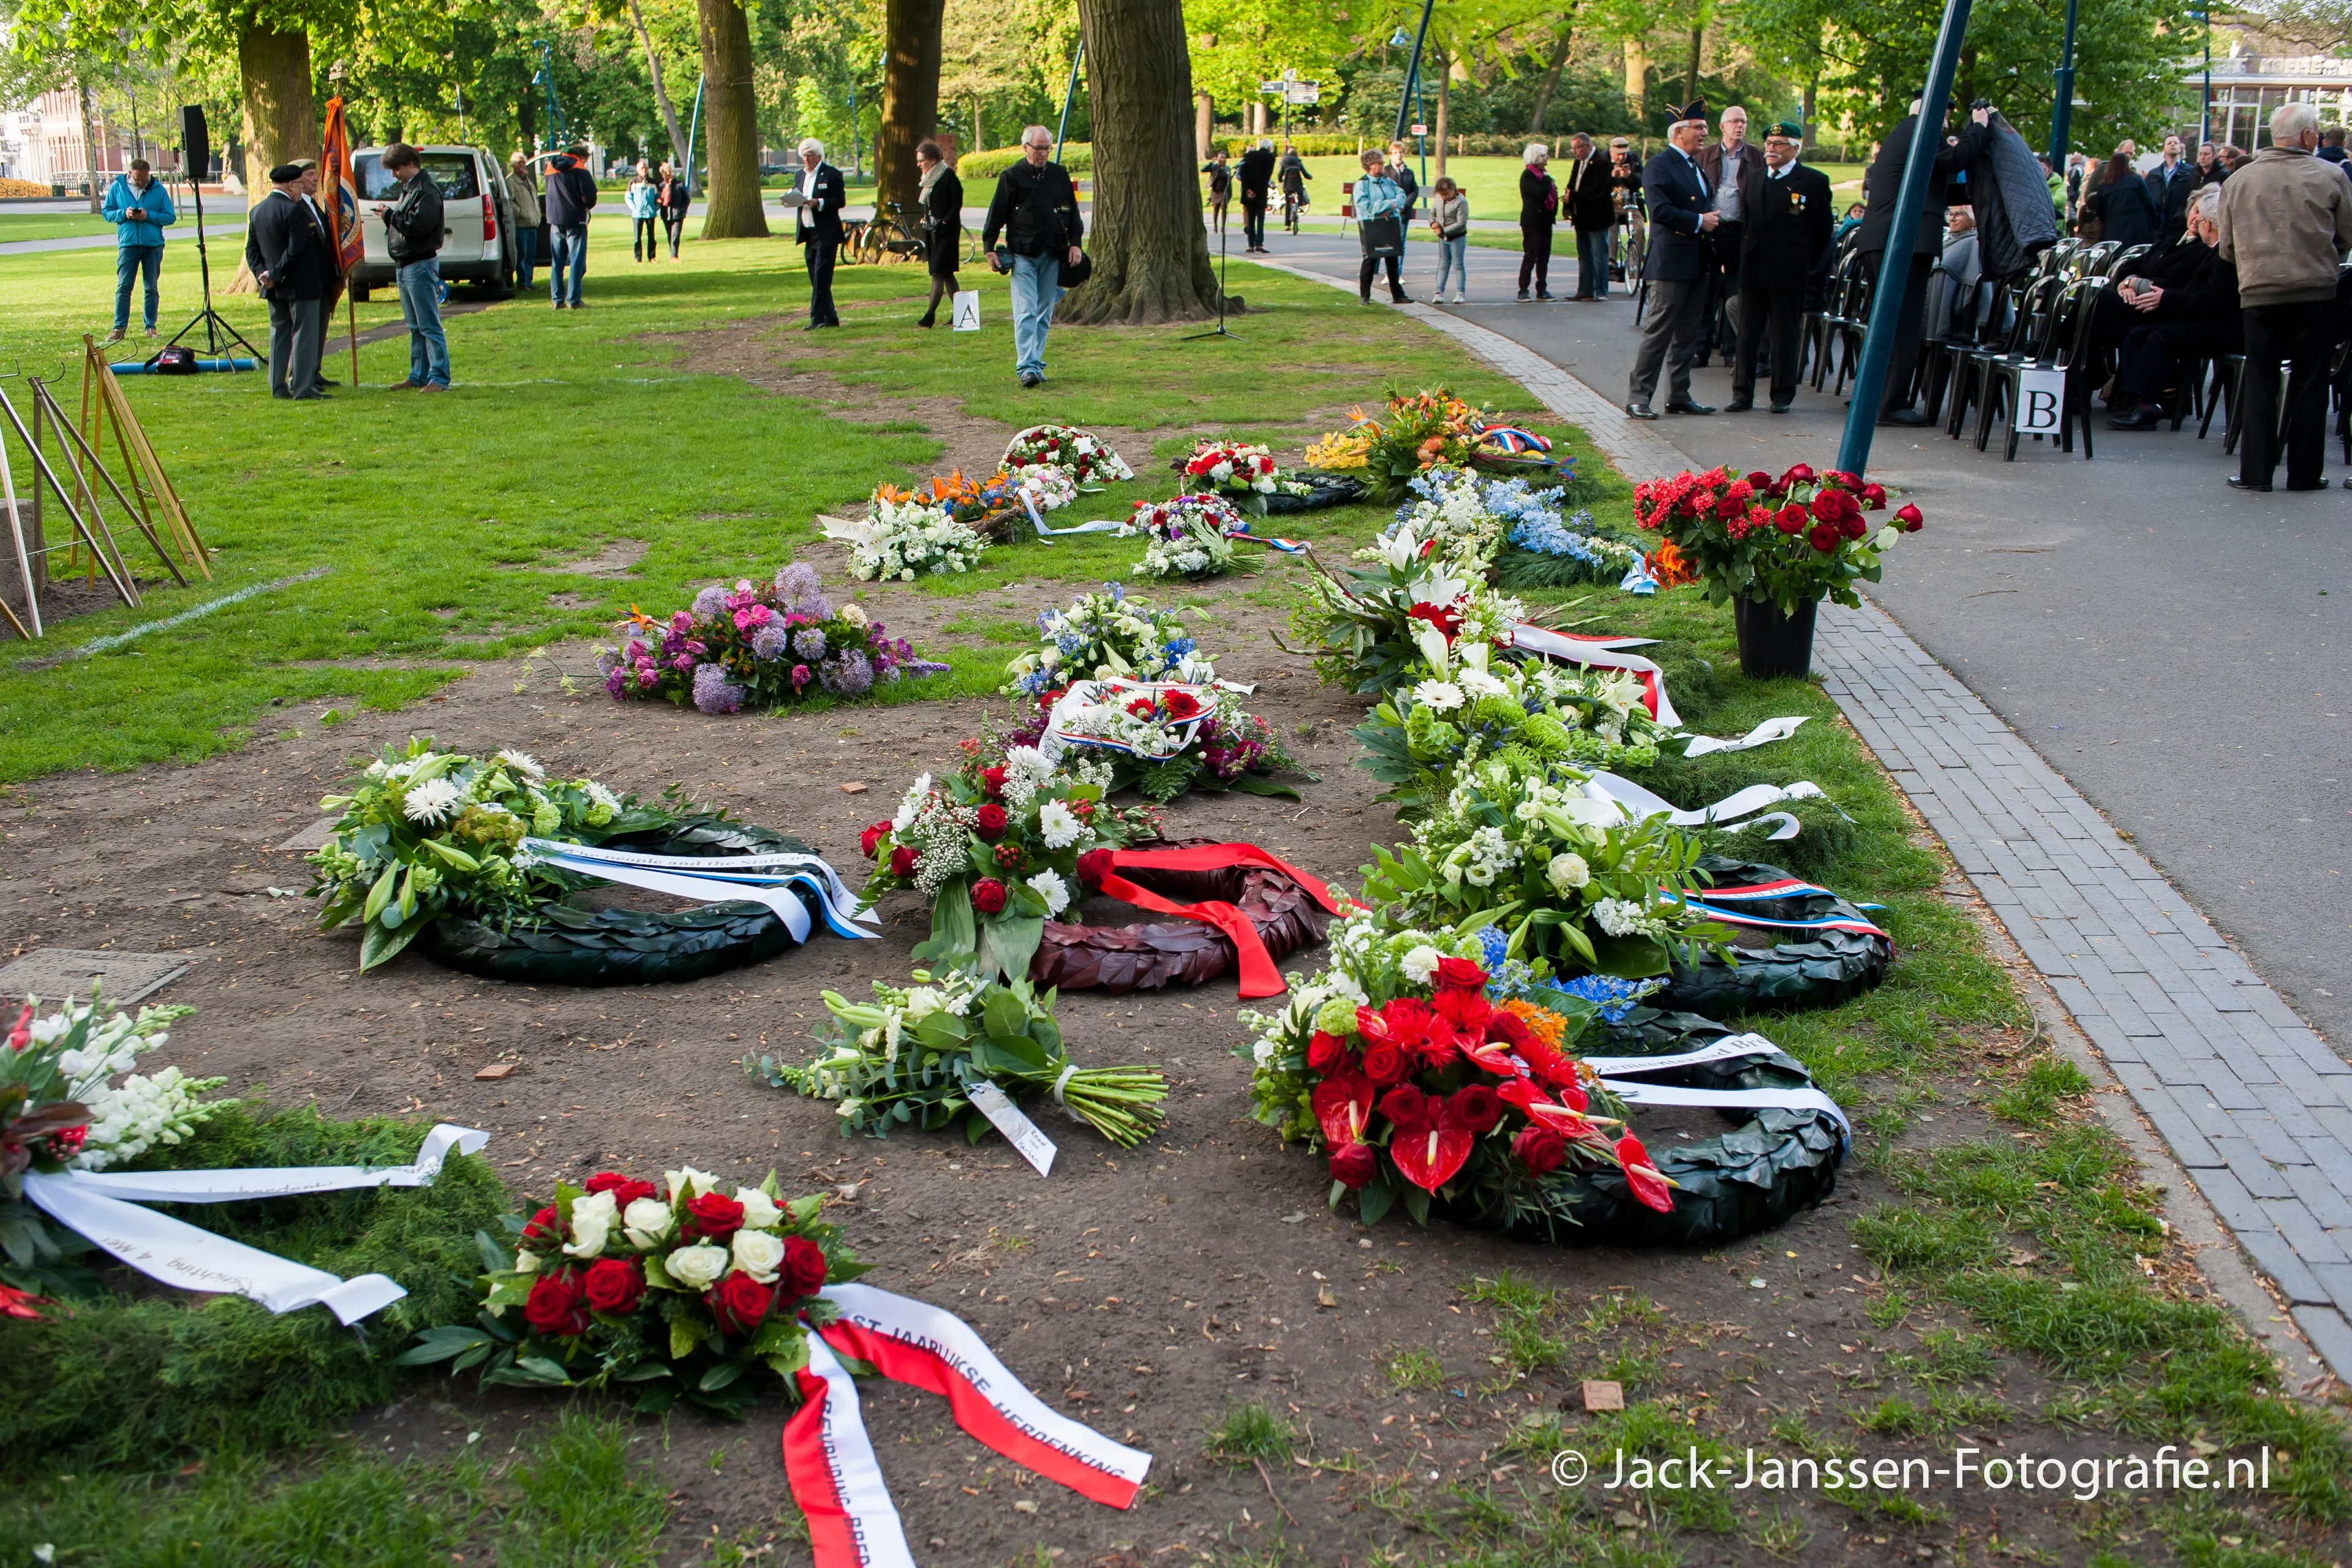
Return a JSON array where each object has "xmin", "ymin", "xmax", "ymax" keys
[
  {"xmin": 1582, "ymin": 1033, "xmax": 1850, "ymax": 1148},
  {"xmin": 519, "ymin": 839, "xmax": 879, "ymax": 941}
]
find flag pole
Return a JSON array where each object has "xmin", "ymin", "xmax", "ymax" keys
[{"xmin": 347, "ymin": 266, "xmax": 360, "ymax": 385}]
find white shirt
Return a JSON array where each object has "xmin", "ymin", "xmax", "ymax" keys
[{"xmin": 799, "ymin": 164, "xmax": 822, "ymax": 203}]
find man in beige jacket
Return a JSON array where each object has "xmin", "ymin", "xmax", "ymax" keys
[{"xmin": 2216, "ymin": 100, "xmax": 2352, "ymax": 491}]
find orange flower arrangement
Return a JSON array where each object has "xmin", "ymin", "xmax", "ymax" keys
[
  {"xmin": 1500, "ymin": 997, "xmax": 1569, "ymax": 1050},
  {"xmin": 1645, "ymin": 539, "xmax": 1698, "ymax": 589}
]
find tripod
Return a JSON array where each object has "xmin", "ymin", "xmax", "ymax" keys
[
  {"xmin": 162, "ymin": 175, "xmax": 260, "ymax": 366},
  {"xmin": 1182, "ymin": 218, "xmax": 1243, "ymax": 343}
]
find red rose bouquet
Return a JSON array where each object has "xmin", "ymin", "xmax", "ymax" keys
[
  {"xmin": 1240, "ymin": 926, "xmax": 1673, "ymax": 1233},
  {"xmin": 1632, "ymin": 463, "xmax": 1921, "ymax": 615},
  {"xmin": 398, "ymin": 1165, "xmax": 864, "ymax": 1417}
]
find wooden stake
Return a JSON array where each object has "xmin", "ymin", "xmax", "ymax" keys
[
  {"xmin": 0, "ymin": 384, "xmax": 137, "ymax": 608},
  {"xmin": 85, "ymin": 339, "xmax": 208, "ymax": 576},
  {"xmin": 35, "ymin": 377, "xmax": 184, "ymax": 587},
  {"xmin": 0, "ymin": 400, "xmax": 36, "ymax": 638}
]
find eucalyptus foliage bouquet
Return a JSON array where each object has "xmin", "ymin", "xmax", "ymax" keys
[
  {"xmin": 751, "ymin": 969, "xmax": 1167, "ymax": 1148},
  {"xmin": 1001, "ymin": 584, "xmax": 1210, "ymax": 699},
  {"xmin": 1352, "ymin": 639, "xmax": 1662, "ymax": 810},
  {"xmin": 1359, "ymin": 751, "xmax": 1728, "ymax": 981},
  {"xmin": 398, "ymin": 1166, "xmax": 865, "ymax": 1418},
  {"xmin": 307, "ymin": 739, "xmax": 661, "ymax": 970}
]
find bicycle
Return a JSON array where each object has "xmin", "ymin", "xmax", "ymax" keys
[
  {"xmin": 1281, "ymin": 189, "xmax": 1305, "ymax": 235},
  {"xmin": 854, "ymin": 202, "xmax": 927, "ymax": 266}
]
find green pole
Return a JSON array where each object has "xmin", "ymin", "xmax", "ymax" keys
[{"xmin": 1834, "ymin": 0, "xmax": 1975, "ymax": 476}]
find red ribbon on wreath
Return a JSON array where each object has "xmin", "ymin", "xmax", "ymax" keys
[{"xmin": 1091, "ymin": 843, "xmax": 1344, "ymax": 998}]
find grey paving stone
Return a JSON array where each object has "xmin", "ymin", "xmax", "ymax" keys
[
  {"xmin": 2191, "ymin": 1165, "xmax": 2275, "ymax": 1231},
  {"xmin": 2258, "ymin": 1201, "xmax": 2351, "ymax": 1265},
  {"xmin": 2210, "ymin": 1136, "xmax": 2298, "ymax": 1198},
  {"xmin": 2290, "ymin": 1306, "xmax": 2352, "ymax": 1383},
  {"xmin": 2280, "ymin": 1163, "xmax": 2352, "ymax": 1231},
  {"xmin": 2241, "ymin": 1231, "xmax": 2334, "ymax": 1305},
  {"xmin": 2239, "ymin": 1114, "xmax": 2318, "ymax": 1168}
]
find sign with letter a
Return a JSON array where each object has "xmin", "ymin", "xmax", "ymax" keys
[
  {"xmin": 2016, "ymin": 367, "xmax": 2064, "ymax": 435},
  {"xmin": 952, "ymin": 290, "xmax": 981, "ymax": 331}
]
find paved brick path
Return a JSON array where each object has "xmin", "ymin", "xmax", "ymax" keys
[{"xmin": 1250, "ymin": 255, "xmax": 2352, "ymax": 1382}]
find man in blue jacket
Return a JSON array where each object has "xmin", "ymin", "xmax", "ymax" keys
[
  {"xmin": 102, "ymin": 159, "xmax": 176, "ymax": 343},
  {"xmin": 1626, "ymin": 101, "xmax": 1721, "ymax": 420}
]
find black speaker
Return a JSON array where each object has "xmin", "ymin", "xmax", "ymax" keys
[{"xmin": 180, "ymin": 104, "xmax": 209, "ymax": 180}]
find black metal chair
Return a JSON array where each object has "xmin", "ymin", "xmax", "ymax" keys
[
  {"xmin": 1974, "ymin": 275, "xmax": 2084, "ymax": 459},
  {"xmin": 1945, "ymin": 271, "xmax": 2052, "ymax": 439}
]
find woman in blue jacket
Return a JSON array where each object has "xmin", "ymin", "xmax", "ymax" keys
[
  {"xmin": 626, "ymin": 161, "xmax": 660, "ymax": 262},
  {"xmin": 1353, "ymin": 149, "xmax": 1411, "ymax": 304},
  {"xmin": 102, "ymin": 160, "xmax": 177, "ymax": 341}
]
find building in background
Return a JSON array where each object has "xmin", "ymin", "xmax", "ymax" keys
[
  {"xmin": 0, "ymin": 89, "xmax": 182, "ymax": 189},
  {"xmin": 2189, "ymin": 51, "xmax": 2352, "ymax": 148}
]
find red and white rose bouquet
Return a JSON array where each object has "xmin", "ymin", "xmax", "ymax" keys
[
  {"xmin": 1001, "ymin": 424, "xmax": 1136, "ymax": 486},
  {"xmin": 397, "ymin": 1165, "xmax": 864, "ymax": 1417}
]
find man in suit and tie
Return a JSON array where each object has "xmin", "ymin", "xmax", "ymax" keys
[
  {"xmin": 1564, "ymin": 132, "xmax": 1617, "ymax": 299},
  {"xmin": 1626, "ymin": 100, "xmax": 1721, "ymax": 420},
  {"xmin": 2145, "ymin": 135, "xmax": 2195, "ymax": 235},
  {"xmin": 1728, "ymin": 123, "xmax": 1834, "ymax": 412},
  {"xmin": 244, "ymin": 161, "xmax": 330, "ymax": 401},
  {"xmin": 793, "ymin": 137, "xmax": 848, "ymax": 330}
]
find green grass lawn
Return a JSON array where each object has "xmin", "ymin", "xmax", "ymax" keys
[
  {"xmin": 0, "ymin": 211, "xmax": 154, "ymax": 243},
  {"xmin": 0, "ymin": 232, "xmax": 1580, "ymax": 783}
]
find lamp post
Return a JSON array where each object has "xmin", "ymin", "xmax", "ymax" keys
[
  {"xmin": 2048, "ymin": 0, "xmax": 2079, "ymax": 168},
  {"xmin": 1391, "ymin": 1, "xmax": 1434, "ymax": 148},
  {"xmin": 1055, "ymin": 39, "xmax": 1086, "ymax": 159},
  {"xmin": 1835, "ymin": 0, "xmax": 1976, "ymax": 477},
  {"xmin": 2195, "ymin": 4, "xmax": 2212, "ymax": 145}
]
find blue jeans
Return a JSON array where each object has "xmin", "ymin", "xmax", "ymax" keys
[
  {"xmin": 514, "ymin": 226, "xmax": 537, "ymax": 289},
  {"xmin": 1575, "ymin": 227, "xmax": 1610, "ymax": 298},
  {"xmin": 1008, "ymin": 251, "xmax": 1063, "ymax": 377},
  {"xmin": 396, "ymin": 258, "xmax": 450, "ymax": 387},
  {"xmin": 1434, "ymin": 235, "xmax": 1467, "ymax": 296},
  {"xmin": 115, "ymin": 244, "xmax": 162, "ymax": 331},
  {"xmin": 551, "ymin": 224, "xmax": 588, "ymax": 306}
]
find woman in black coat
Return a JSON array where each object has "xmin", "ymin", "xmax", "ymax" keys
[
  {"xmin": 2082, "ymin": 151, "xmax": 2158, "ymax": 250},
  {"xmin": 915, "ymin": 140, "xmax": 965, "ymax": 328}
]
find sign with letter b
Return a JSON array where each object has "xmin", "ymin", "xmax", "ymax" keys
[{"xmin": 2016, "ymin": 368, "xmax": 2064, "ymax": 435}]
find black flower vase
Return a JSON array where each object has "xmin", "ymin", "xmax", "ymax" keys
[{"xmin": 1733, "ymin": 595, "xmax": 1819, "ymax": 679}]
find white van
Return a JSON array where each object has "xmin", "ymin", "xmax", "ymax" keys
[{"xmin": 347, "ymin": 144, "xmax": 518, "ymax": 301}]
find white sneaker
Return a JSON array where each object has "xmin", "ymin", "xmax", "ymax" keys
[{"xmin": 1452, "ymin": 292, "xmax": 1466, "ymax": 304}]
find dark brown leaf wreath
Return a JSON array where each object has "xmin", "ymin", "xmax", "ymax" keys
[{"xmin": 1030, "ymin": 840, "xmax": 1335, "ymax": 995}]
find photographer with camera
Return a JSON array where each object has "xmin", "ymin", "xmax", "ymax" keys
[
  {"xmin": 373, "ymin": 143, "xmax": 450, "ymax": 392},
  {"xmin": 102, "ymin": 159, "xmax": 176, "ymax": 344},
  {"xmin": 981, "ymin": 127, "xmax": 1084, "ymax": 388}
]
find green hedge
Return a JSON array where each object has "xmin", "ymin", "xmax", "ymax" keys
[
  {"xmin": 958, "ymin": 143, "xmax": 1091, "ymax": 181},
  {"xmin": 0, "ymin": 1105, "xmax": 510, "ymax": 1472}
]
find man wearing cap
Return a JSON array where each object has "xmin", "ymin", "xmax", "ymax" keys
[
  {"xmin": 1728, "ymin": 123, "xmax": 1833, "ymax": 412},
  {"xmin": 243, "ymin": 162, "xmax": 331, "ymax": 400},
  {"xmin": 1626, "ymin": 100, "xmax": 1721, "ymax": 420}
]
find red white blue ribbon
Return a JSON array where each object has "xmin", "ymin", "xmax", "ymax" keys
[
  {"xmin": 783, "ymin": 1283, "xmax": 1152, "ymax": 1568},
  {"xmin": 1226, "ymin": 522, "xmax": 1309, "ymax": 553},
  {"xmin": 1507, "ymin": 624, "xmax": 1681, "ymax": 726},
  {"xmin": 1474, "ymin": 424, "xmax": 1554, "ymax": 454}
]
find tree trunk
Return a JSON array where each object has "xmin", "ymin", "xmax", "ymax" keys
[
  {"xmin": 695, "ymin": 0, "xmax": 769, "ymax": 237},
  {"xmin": 1802, "ymin": 77, "xmax": 1816, "ymax": 140},
  {"xmin": 874, "ymin": 0, "xmax": 946, "ymax": 217},
  {"xmin": 519, "ymin": 89, "xmax": 537, "ymax": 153},
  {"xmin": 77, "ymin": 78, "xmax": 101, "ymax": 214},
  {"xmin": 973, "ymin": 95, "xmax": 985, "ymax": 151},
  {"xmin": 1528, "ymin": 24, "xmax": 1574, "ymax": 135},
  {"xmin": 1623, "ymin": 34, "xmax": 1648, "ymax": 118},
  {"xmin": 1433, "ymin": 57, "xmax": 1447, "ymax": 178},
  {"xmin": 1194, "ymin": 91, "xmax": 1212, "ymax": 160},
  {"xmin": 230, "ymin": 22, "xmax": 317, "ymax": 292},
  {"xmin": 1057, "ymin": 0, "xmax": 1229, "ymax": 324},
  {"xmin": 627, "ymin": 0, "xmax": 693, "ymax": 172},
  {"xmin": 1683, "ymin": 26, "xmax": 1702, "ymax": 105}
]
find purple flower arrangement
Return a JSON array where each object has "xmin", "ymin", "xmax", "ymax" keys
[{"xmin": 598, "ymin": 564, "xmax": 949, "ymax": 715}]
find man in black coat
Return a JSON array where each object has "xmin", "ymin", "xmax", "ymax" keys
[
  {"xmin": 542, "ymin": 146, "xmax": 598, "ymax": 309},
  {"xmin": 1855, "ymin": 99, "xmax": 1988, "ymax": 423},
  {"xmin": 1238, "ymin": 140, "xmax": 1275, "ymax": 253},
  {"xmin": 1626, "ymin": 100, "xmax": 1721, "ymax": 419},
  {"xmin": 244, "ymin": 161, "xmax": 330, "ymax": 400},
  {"xmin": 790, "ymin": 137, "xmax": 848, "ymax": 329},
  {"xmin": 1729, "ymin": 123, "xmax": 1834, "ymax": 412},
  {"xmin": 1564, "ymin": 132, "xmax": 1616, "ymax": 299},
  {"xmin": 2145, "ymin": 135, "xmax": 2195, "ymax": 235}
]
